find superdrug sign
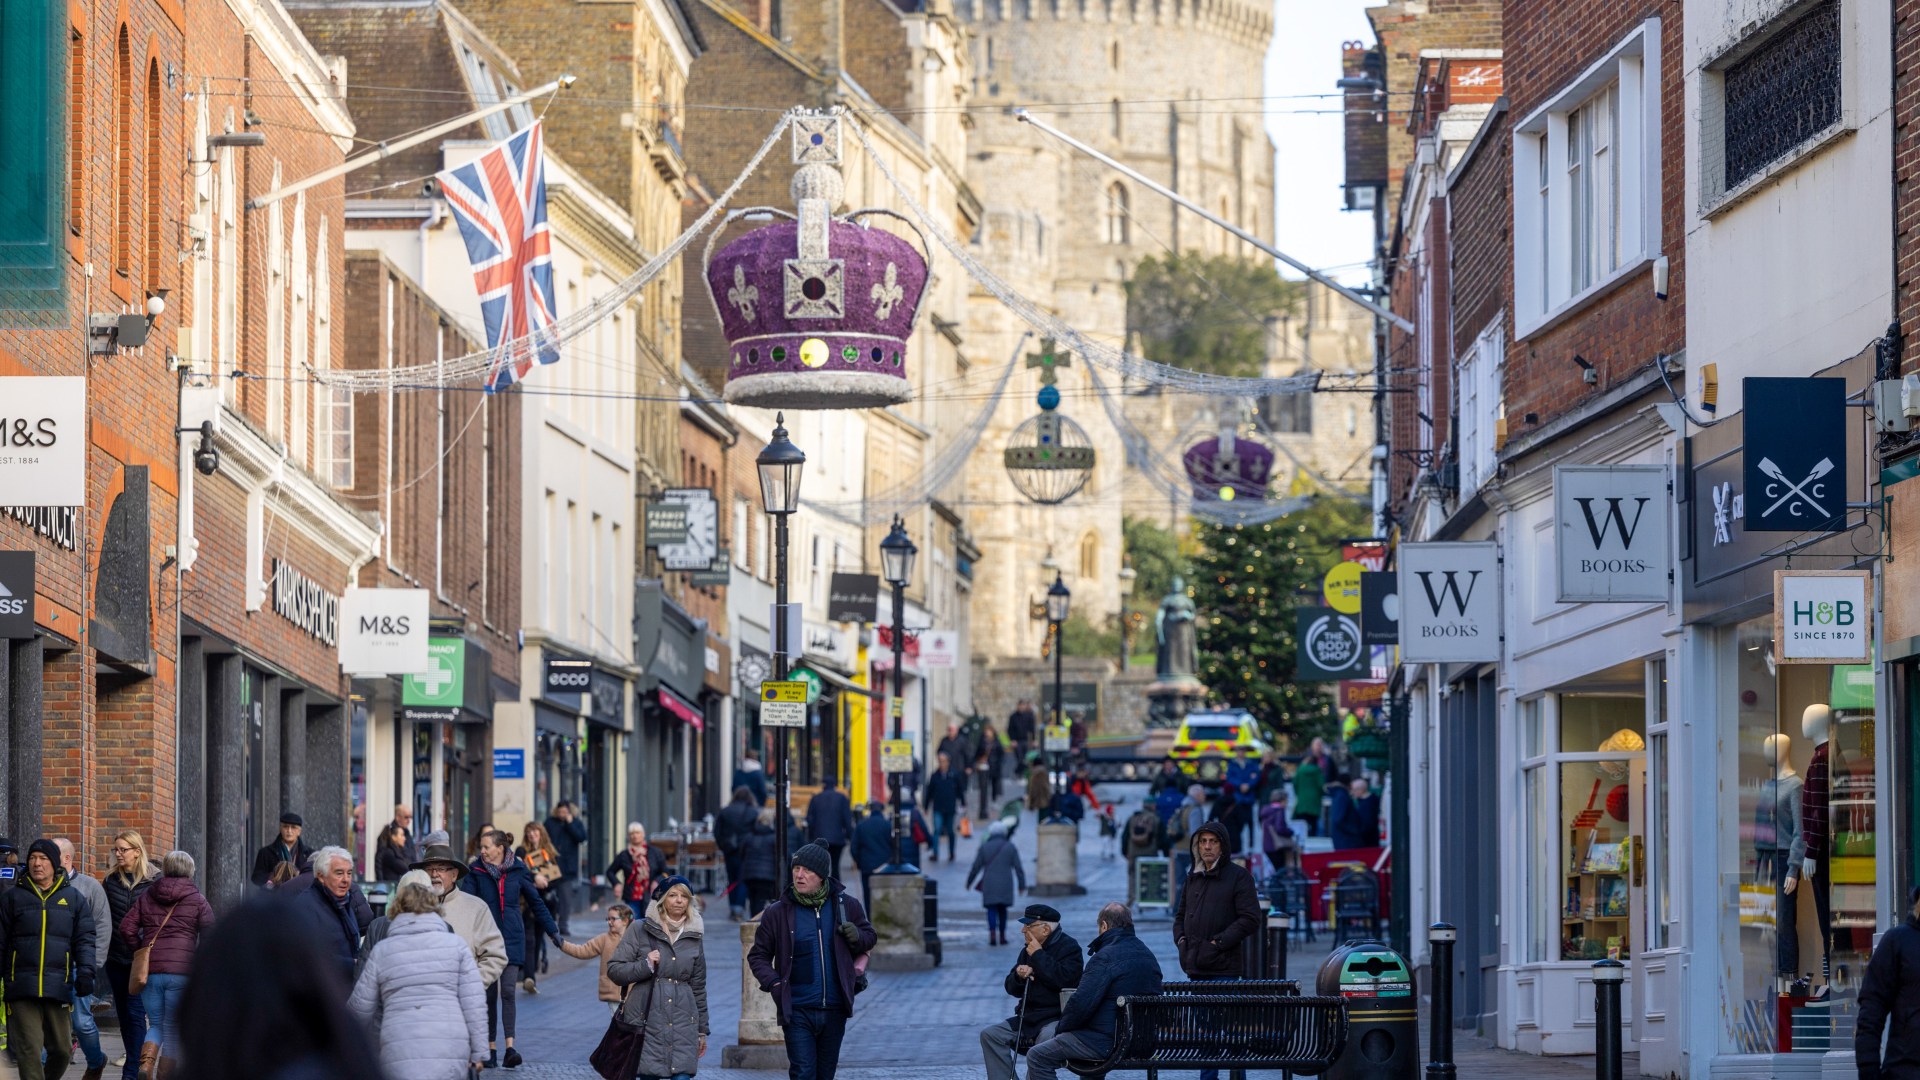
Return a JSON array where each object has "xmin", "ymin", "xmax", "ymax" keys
[{"xmin": 272, "ymin": 559, "xmax": 339, "ymax": 646}]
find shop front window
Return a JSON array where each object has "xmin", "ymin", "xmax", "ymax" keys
[
  {"xmin": 1724, "ymin": 615, "xmax": 1877, "ymax": 1055},
  {"xmin": 1556, "ymin": 694, "xmax": 1645, "ymax": 962}
]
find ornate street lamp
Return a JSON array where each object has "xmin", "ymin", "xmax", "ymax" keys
[
  {"xmin": 756, "ymin": 414, "xmax": 805, "ymax": 876},
  {"xmin": 879, "ymin": 516, "xmax": 918, "ymax": 872},
  {"xmin": 1046, "ymin": 571, "xmax": 1071, "ymax": 796}
]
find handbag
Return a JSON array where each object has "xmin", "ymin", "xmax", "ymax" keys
[
  {"xmin": 588, "ymin": 976, "xmax": 656, "ymax": 1080},
  {"xmin": 129, "ymin": 902, "xmax": 178, "ymax": 995}
]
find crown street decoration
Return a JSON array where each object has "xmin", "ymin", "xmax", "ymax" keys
[
  {"xmin": 703, "ymin": 111, "xmax": 931, "ymax": 409},
  {"xmin": 1182, "ymin": 429, "xmax": 1276, "ymax": 503},
  {"xmin": 1004, "ymin": 338, "xmax": 1096, "ymax": 504}
]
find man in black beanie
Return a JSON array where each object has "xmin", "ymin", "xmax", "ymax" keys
[
  {"xmin": 747, "ymin": 842, "xmax": 876, "ymax": 1080},
  {"xmin": 0, "ymin": 839, "xmax": 96, "ymax": 1080}
]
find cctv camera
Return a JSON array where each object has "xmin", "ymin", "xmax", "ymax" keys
[{"xmin": 192, "ymin": 421, "xmax": 219, "ymax": 476}]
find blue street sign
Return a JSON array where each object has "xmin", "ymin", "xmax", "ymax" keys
[{"xmin": 492, "ymin": 748, "xmax": 526, "ymax": 780}]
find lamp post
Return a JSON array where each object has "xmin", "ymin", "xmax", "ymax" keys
[
  {"xmin": 1117, "ymin": 560, "xmax": 1137, "ymax": 671},
  {"xmin": 756, "ymin": 414, "xmax": 805, "ymax": 879},
  {"xmin": 1045, "ymin": 571, "xmax": 1071, "ymax": 797},
  {"xmin": 879, "ymin": 516, "xmax": 918, "ymax": 872}
]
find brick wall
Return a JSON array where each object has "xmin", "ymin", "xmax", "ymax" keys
[
  {"xmin": 1898, "ymin": 0, "xmax": 1920, "ymax": 359},
  {"xmin": 672, "ymin": 408, "xmax": 731, "ymax": 631},
  {"xmin": 1449, "ymin": 108, "xmax": 1510, "ymax": 361},
  {"xmin": 1367, "ymin": 0, "xmax": 1502, "ymax": 232}
]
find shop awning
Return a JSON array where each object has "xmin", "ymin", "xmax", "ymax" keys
[
  {"xmin": 796, "ymin": 658, "xmax": 882, "ymax": 700},
  {"xmin": 656, "ymin": 685, "xmax": 704, "ymax": 730}
]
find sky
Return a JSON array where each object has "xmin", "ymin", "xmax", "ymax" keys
[{"xmin": 1262, "ymin": 0, "xmax": 1379, "ymax": 285}]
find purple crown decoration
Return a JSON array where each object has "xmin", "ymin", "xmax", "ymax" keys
[
  {"xmin": 1183, "ymin": 432, "xmax": 1275, "ymax": 502},
  {"xmin": 703, "ymin": 114, "xmax": 930, "ymax": 410}
]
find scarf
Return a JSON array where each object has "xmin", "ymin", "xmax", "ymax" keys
[
  {"xmin": 792, "ymin": 883, "xmax": 829, "ymax": 909},
  {"xmin": 661, "ymin": 911, "xmax": 688, "ymax": 942},
  {"xmin": 624, "ymin": 844, "xmax": 650, "ymax": 901}
]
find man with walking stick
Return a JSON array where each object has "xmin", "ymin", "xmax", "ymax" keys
[{"xmin": 979, "ymin": 904, "xmax": 1083, "ymax": 1080}]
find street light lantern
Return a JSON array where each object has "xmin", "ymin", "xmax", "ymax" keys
[
  {"xmin": 756, "ymin": 412, "xmax": 806, "ymax": 515},
  {"xmin": 880, "ymin": 516, "xmax": 917, "ymax": 587},
  {"xmin": 1118, "ymin": 560, "xmax": 1137, "ymax": 598},
  {"xmin": 1046, "ymin": 571, "xmax": 1071, "ymax": 624}
]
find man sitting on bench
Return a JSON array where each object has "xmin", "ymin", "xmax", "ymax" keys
[{"xmin": 1024, "ymin": 902, "xmax": 1163, "ymax": 1080}]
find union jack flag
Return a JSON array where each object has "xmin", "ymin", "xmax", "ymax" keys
[{"xmin": 436, "ymin": 122, "xmax": 559, "ymax": 391}]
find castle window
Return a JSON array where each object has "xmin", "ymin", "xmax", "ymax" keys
[
  {"xmin": 1104, "ymin": 182, "xmax": 1129, "ymax": 245},
  {"xmin": 1079, "ymin": 532, "xmax": 1099, "ymax": 580},
  {"xmin": 1110, "ymin": 39, "xmax": 1120, "ymax": 70},
  {"xmin": 1111, "ymin": 99, "xmax": 1122, "ymax": 141}
]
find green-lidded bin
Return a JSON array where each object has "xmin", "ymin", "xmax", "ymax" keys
[{"xmin": 1317, "ymin": 940, "xmax": 1420, "ymax": 1079}]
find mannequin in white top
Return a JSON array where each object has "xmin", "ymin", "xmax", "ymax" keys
[{"xmin": 1760, "ymin": 732, "xmax": 1803, "ymax": 978}]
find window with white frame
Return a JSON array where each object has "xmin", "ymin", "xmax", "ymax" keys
[
  {"xmin": 1512, "ymin": 19, "xmax": 1660, "ymax": 338},
  {"xmin": 1456, "ymin": 320, "xmax": 1504, "ymax": 495}
]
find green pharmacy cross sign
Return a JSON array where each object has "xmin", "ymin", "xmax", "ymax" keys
[{"xmin": 402, "ymin": 637, "xmax": 465, "ymax": 719}]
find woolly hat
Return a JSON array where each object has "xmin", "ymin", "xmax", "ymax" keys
[
  {"xmin": 26, "ymin": 838, "xmax": 61, "ymax": 873},
  {"xmin": 792, "ymin": 842, "xmax": 833, "ymax": 882}
]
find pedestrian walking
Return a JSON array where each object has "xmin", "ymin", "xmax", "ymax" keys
[
  {"xmin": 467, "ymin": 823, "xmax": 496, "ymax": 862},
  {"xmin": 608, "ymin": 877, "xmax": 709, "ymax": 1079},
  {"xmin": 0, "ymin": 840, "xmax": 97, "ymax": 1080},
  {"xmin": 1174, "ymin": 821, "xmax": 1261, "ymax": 1080},
  {"xmin": 980, "ymin": 722, "xmax": 1006, "ymax": 803},
  {"xmin": 924, "ymin": 753, "xmax": 962, "ymax": 862},
  {"xmin": 852, "ymin": 802, "xmax": 893, "ymax": 913},
  {"xmin": 1006, "ymin": 702, "xmax": 1037, "ymax": 772},
  {"xmin": 1169, "ymin": 784, "xmax": 1209, "ymax": 909},
  {"xmin": 101, "ymin": 831, "xmax": 158, "ymax": 1080},
  {"xmin": 978, "ymin": 904, "xmax": 1082, "ymax": 1080},
  {"xmin": 116, "ymin": 850, "xmax": 214, "ymax": 1080},
  {"xmin": 607, "ymin": 823, "xmax": 668, "ymax": 911},
  {"xmin": 542, "ymin": 801, "xmax": 589, "ymax": 934},
  {"xmin": 1259, "ymin": 790, "xmax": 1296, "ymax": 872},
  {"xmin": 965, "ymin": 821, "xmax": 1027, "ymax": 946},
  {"xmin": 412, "ymin": 844, "xmax": 508, "ymax": 991},
  {"xmin": 746, "ymin": 844, "xmax": 876, "ymax": 1080},
  {"xmin": 715, "ymin": 787, "xmax": 760, "ymax": 920},
  {"xmin": 805, "ymin": 781, "xmax": 856, "ymax": 874},
  {"xmin": 1023, "ymin": 903, "xmax": 1162, "ymax": 1080},
  {"xmin": 280, "ymin": 846, "xmax": 372, "ymax": 989},
  {"xmin": 518, "ymin": 822, "xmax": 564, "ymax": 990},
  {"xmin": 356, "ymin": 870, "xmax": 429, "ymax": 980},
  {"xmin": 733, "ymin": 749, "xmax": 769, "ymax": 807},
  {"xmin": 248, "ymin": 812, "xmax": 314, "ymax": 887},
  {"xmin": 51, "ymin": 838, "xmax": 110, "ymax": 1080},
  {"xmin": 1025, "ymin": 753, "xmax": 1051, "ymax": 813},
  {"xmin": 740, "ymin": 810, "xmax": 780, "ymax": 917},
  {"xmin": 348, "ymin": 877, "xmax": 488, "ymax": 1080},
  {"xmin": 462, "ymin": 829, "xmax": 559, "ymax": 1069},
  {"xmin": 174, "ymin": 897, "xmax": 388, "ymax": 1080},
  {"xmin": 373, "ymin": 824, "xmax": 412, "ymax": 883},
  {"xmin": 1856, "ymin": 884, "xmax": 1920, "ymax": 1079},
  {"xmin": 380, "ymin": 805, "xmax": 417, "ymax": 865},
  {"xmin": 1327, "ymin": 777, "xmax": 1380, "ymax": 851},
  {"xmin": 559, "ymin": 903, "xmax": 635, "ymax": 1013},
  {"xmin": 1290, "ymin": 757, "xmax": 1325, "ymax": 838}
]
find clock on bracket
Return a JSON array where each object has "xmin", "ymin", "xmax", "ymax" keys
[{"xmin": 659, "ymin": 488, "xmax": 719, "ymax": 571}]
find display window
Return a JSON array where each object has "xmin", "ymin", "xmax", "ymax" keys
[{"xmin": 1724, "ymin": 616, "xmax": 1877, "ymax": 1055}]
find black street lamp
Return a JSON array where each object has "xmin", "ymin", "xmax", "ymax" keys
[
  {"xmin": 1046, "ymin": 571, "xmax": 1071, "ymax": 797},
  {"xmin": 879, "ymin": 516, "xmax": 918, "ymax": 872},
  {"xmin": 1117, "ymin": 560, "xmax": 1137, "ymax": 671},
  {"xmin": 757, "ymin": 414, "xmax": 805, "ymax": 878}
]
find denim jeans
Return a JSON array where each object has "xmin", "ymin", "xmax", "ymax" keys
[
  {"xmin": 104, "ymin": 960, "xmax": 147, "ymax": 1080},
  {"xmin": 932, "ymin": 811, "xmax": 956, "ymax": 860},
  {"xmin": 784, "ymin": 1006, "xmax": 847, "ymax": 1080},
  {"xmin": 140, "ymin": 972, "xmax": 189, "ymax": 1053},
  {"xmin": 70, "ymin": 988, "xmax": 105, "ymax": 1070},
  {"xmin": 985, "ymin": 904, "xmax": 1009, "ymax": 938}
]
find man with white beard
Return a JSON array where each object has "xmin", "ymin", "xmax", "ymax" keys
[{"xmin": 413, "ymin": 842, "xmax": 507, "ymax": 987}]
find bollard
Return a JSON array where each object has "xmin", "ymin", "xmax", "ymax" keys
[
  {"xmin": 1593, "ymin": 959, "xmax": 1625, "ymax": 1080},
  {"xmin": 1267, "ymin": 909, "xmax": 1291, "ymax": 979},
  {"xmin": 1426, "ymin": 924, "xmax": 1456, "ymax": 1077}
]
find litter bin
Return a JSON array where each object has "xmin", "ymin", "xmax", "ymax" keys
[
  {"xmin": 922, "ymin": 876, "xmax": 942, "ymax": 966},
  {"xmin": 1317, "ymin": 940, "xmax": 1419, "ymax": 1080}
]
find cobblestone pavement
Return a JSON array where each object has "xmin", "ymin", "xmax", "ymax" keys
[{"xmin": 506, "ymin": 780, "xmax": 1626, "ymax": 1078}]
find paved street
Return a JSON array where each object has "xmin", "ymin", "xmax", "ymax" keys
[{"xmin": 508, "ymin": 781, "xmax": 1626, "ymax": 1079}]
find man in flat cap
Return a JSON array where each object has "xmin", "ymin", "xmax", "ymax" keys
[{"xmin": 980, "ymin": 903, "xmax": 1083, "ymax": 1080}]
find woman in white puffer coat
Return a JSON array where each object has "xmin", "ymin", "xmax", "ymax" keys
[{"xmin": 349, "ymin": 875, "xmax": 489, "ymax": 1079}]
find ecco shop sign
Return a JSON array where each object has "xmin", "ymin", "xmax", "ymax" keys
[
  {"xmin": 1398, "ymin": 541, "xmax": 1501, "ymax": 663},
  {"xmin": 272, "ymin": 559, "xmax": 339, "ymax": 646},
  {"xmin": 1774, "ymin": 571, "xmax": 1871, "ymax": 664},
  {"xmin": 337, "ymin": 588, "xmax": 429, "ymax": 675},
  {"xmin": 1555, "ymin": 465, "xmax": 1670, "ymax": 604},
  {"xmin": 0, "ymin": 378, "xmax": 86, "ymax": 508}
]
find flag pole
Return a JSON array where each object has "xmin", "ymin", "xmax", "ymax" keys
[{"xmin": 247, "ymin": 76, "xmax": 576, "ymax": 211}]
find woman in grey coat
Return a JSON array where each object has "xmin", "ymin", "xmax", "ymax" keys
[
  {"xmin": 608, "ymin": 876, "xmax": 709, "ymax": 1079},
  {"xmin": 348, "ymin": 879, "xmax": 489, "ymax": 1079},
  {"xmin": 965, "ymin": 819, "xmax": 1027, "ymax": 946}
]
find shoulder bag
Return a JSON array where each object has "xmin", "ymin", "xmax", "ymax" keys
[
  {"xmin": 129, "ymin": 903, "xmax": 178, "ymax": 994},
  {"xmin": 589, "ymin": 969, "xmax": 656, "ymax": 1080}
]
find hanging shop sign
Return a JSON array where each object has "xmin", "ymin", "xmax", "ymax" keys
[
  {"xmin": 1322, "ymin": 561, "xmax": 1365, "ymax": 614},
  {"xmin": 1744, "ymin": 377, "xmax": 1847, "ymax": 534},
  {"xmin": 827, "ymin": 572, "xmax": 881, "ymax": 623},
  {"xmin": 0, "ymin": 378, "xmax": 86, "ymax": 508},
  {"xmin": 0, "ymin": 551, "xmax": 34, "ymax": 639},
  {"xmin": 1296, "ymin": 606, "xmax": 1366, "ymax": 681},
  {"xmin": 656, "ymin": 488, "xmax": 718, "ymax": 571},
  {"xmin": 690, "ymin": 549, "xmax": 731, "ymax": 587},
  {"xmin": 401, "ymin": 636, "xmax": 465, "ymax": 721},
  {"xmin": 918, "ymin": 629, "xmax": 958, "ymax": 668},
  {"xmin": 337, "ymin": 588, "xmax": 429, "ymax": 675},
  {"xmin": 1360, "ymin": 571, "xmax": 1398, "ymax": 646},
  {"xmin": 271, "ymin": 559, "xmax": 340, "ymax": 646},
  {"xmin": 1398, "ymin": 541, "xmax": 1501, "ymax": 663},
  {"xmin": 643, "ymin": 499, "xmax": 691, "ymax": 546},
  {"xmin": 1343, "ymin": 541, "xmax": 1388, "ymax": 571},
  {"xmin": 1554, "ymin": 464, "xmax": 1670, "ymax": 604},
  {"xmin": 1773, "ymin": 570, "xmax": 1872, "ymax": 664},
  {"xmin": 1340, "ymin": 680, "xmax": 1387, "ymax": 711}
]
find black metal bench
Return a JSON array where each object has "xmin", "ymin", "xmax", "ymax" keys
[{"xmin": 1064, "ymin": 987, "xmax": 1348, "ymax": 1079}]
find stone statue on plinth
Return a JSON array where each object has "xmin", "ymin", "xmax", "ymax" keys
[{"xmin": 1155, "ymin": 575, "xmax": 1199, "ymax": 681}]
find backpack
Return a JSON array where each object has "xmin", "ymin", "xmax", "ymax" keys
[{"xmin": 1127, "ymin": 810, "xmax": 1161, "ymax": 852}]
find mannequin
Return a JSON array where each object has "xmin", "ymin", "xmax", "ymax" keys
[
  {"xmin": 1759, "ymin": 732, "xmax": 1802, "ymax": 980},
  {"xmin": 1785, "ymin": 704, "xmax": 1832, "ymax": 992}
]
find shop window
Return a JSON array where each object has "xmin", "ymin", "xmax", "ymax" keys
[
  {"xmin": 1557, "ymin": 694, "xmax": 1645, "ymax": 962},
  {"xmin": 1723, "ymin": 615, "xmax": 1876, "ymax": 1055}
]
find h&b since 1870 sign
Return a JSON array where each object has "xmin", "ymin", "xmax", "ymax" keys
[
  {"xmin": 1774, "ymin": 570, "xmax": 1871, "ymax": 664},
  {"xmin": 1554, "ymin": 464, "xmax": 1670, "ymax": 604}
]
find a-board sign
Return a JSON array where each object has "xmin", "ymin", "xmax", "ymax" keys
[
  {"xmin": 881, "ymin": 739, "xmax": 914, "ymax": 774},
  {"xmin": 1132, "ymin": 856, "xmax": 1173, "ymax": 909},
  {"xmin": 1043, "ymin": 724, "xmax": 1071, "ymax": 752}
]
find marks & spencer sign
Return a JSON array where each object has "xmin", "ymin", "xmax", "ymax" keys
[
  {"xmin": 0, "ymin": 378, "xmax": 85, "ymax": 508},
  {"xmin": 1555, "ymin": 465, "xmax": 1670, "ymax": 604},
  {"xmin": 1773, "ymin": 570, "xmax": 1871, "ymax": 664},
  {"xmin": 1397, "ymin": 541, "xmax": 1500, "ymax": 663}
]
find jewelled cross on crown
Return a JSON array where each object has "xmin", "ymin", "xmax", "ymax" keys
[{"xmin": 1027, "ymin": 338, "xmax": 1070, "ymax": 386}]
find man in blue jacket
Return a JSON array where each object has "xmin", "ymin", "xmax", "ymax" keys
[
  {"xmin": 1024, "ymin": 902, "xmax": 1163, "ymax": 1080},
  {"xmin": 747, "ymin": 843, "xmax": 877, "ymax": 1080},
  {"xmin": 541, "ymin": 800, "xmax": 588, "ymax": 933},
  {"xmin": 852, "ymin": 801, "xmax": 894, "ymax": 913}
]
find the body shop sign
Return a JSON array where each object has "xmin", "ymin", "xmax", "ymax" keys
[
  {"xmin": 1774, "ymin": 571, "xmax": 1871, "ymax": 664},
  {"xmin": 1398, "ymin": 541, "xmax": 1500, "ymax": 663},
  {"xmin": 1554, "ymin": 465, "xmax": 1670, "ymax": 604},
  {"xmin": 0, "ymin": 378, "xmax": 85, "ymax": 507}
]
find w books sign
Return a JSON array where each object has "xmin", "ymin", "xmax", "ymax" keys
[
  {"xmin": 1398, "ymin": 542, "xmax": 1500, "ymax": 663},
  {"xmin": 1555, "ymin": 465, "xmax": 1670, "ymax": 603}
]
